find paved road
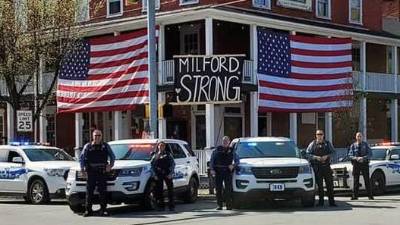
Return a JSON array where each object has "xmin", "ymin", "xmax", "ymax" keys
[{"xmin": 1, "ymin": 194, "xmax": 399, "ymax": 225}]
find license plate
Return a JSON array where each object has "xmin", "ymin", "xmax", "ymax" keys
[{"xmin": 270, "ymin": 183, "xmax": 285, "ymax": 191}]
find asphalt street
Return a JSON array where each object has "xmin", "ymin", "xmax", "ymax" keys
[{"xmin": 1, "ymin": 193, "xmax": 400, "ymax": 225}]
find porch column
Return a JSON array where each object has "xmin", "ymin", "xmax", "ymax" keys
[
  {"xmin": 250, "ymin": 24, "xmax": 258, "ymax": 137},
  {"xmin": 267, "ymin": 112, "xmax": 272, "ymax": 136},
  {"xmin": 39, "ymin": 105, "xmax": 47, "ymax": 143},
  {"xmin": 290, "ymin": 113, "xmax": 297, "ymax": 144},
  {"xmin": 394, "ymin": 46, "xmax": 398, "ymax": 93},
  {"xmin": 360, "ymin": 97, "xmax": 367, "ymax": 140},
  {"xmin": 391, "ymin": 99, "xmax": 398, "ymax": 142},
  {"xmin": 6, "ymin": 102, "xmax": 14, "ymax": 143},
  {"xmin": 113, "ymin": 111, "xmax": 123, "ymax": 140},
  {"xmin": 361, "ymin": 41, "xmax": 367, "ymax": 91},
  {"xmin": 325, "ymin": 112, "xmax": 333, "ymax": 142},
  {"xmin": 75, "ymin": 113, "xmax": 83, "ymax": 148},
  {"xmin": 205, "ymin": 17, "xmax": 215, "ymax": 147},
  {"xmin": 158, "ymin": 93, "xmax": 167, "ymax": 139}
]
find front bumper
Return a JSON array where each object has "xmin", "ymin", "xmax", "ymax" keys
[
  {"xmin": 67, "ymin": 191, "xmax": 145, "ymax": 205},
  {"xmin": 233, "ymin": 188, "xmax": 314, "ymax": 201}
]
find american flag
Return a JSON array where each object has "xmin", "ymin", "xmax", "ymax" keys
[
  {"xmin": 257, "ymin": 28, "xmax": 353, "ymax": 112},
  {"xmin": 57, "ymin": 28, "xmax": 154, "ymax": 113}
]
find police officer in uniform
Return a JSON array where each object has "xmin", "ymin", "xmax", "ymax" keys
[
  {"xmin": 210, "ymin": 136, "xmax": 239, "ymax": 210},
  {"xmin": 150, "ymin": 141, "xmax": 176, "ymax": 211},
  {"xmin": 348, "ymin": 132, "xmax": 374, "ymax": 200},
  {"xmin": 80, "ymin": 130, "xmax": 115, "ymax": 217},
  {"xmin": 306, "ymin": 130, "xmax": 337, "ymax": 207}
]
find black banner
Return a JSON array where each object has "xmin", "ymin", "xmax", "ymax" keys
[{"xmin": 173, "ymin": 55, "xmax": 244, "ymax": 104}]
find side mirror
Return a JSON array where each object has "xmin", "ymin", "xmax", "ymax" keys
[
  {"xmin": 390, "ymin": 154, "xmax": 400, "ymax": 160},
  {"xmin": 12, "ymin": 157, "xmax": 24, "ymax": 164}
]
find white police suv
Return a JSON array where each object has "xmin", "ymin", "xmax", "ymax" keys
[
  {"xmin": 331, "ymin": 143, "xmax": 400, "ymax": 195},
  {"xmin": 66, "ymin": 139, "xmax": 200, "ymax": 213},
  {"xmin": 0, "ymin": 143, "xmax": 78, "ymax": 204},
  {"xmin": 232, "ymin": 137, "xmax": 316, "ymax": 208}
]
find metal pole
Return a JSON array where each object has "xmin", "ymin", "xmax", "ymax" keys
[{"xmin": 147, "ymin": 0, "xmax": 158, "ymax": 138}]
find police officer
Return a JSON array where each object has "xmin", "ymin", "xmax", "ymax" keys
[
  {"xmin": 80, "ymin": 129, "xmax": 115, "ymax": 217},
  {"xmin": 210, "ymin": 136, "xmax": 239, "ymax": 210},
  {"xmin": 150, "ymin": 141, "xmax": 176, "ymax": 211},
  {"xmin": 306, "ymin": 130, "xmax": 337, "ymax": 207},
  {"xmin": 348, "ymin": 132, "xmax": 374, "ymax": 200}
]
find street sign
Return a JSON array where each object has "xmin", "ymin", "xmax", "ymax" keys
[{"xmin": 17, "ymin": 110, "xmax": 33, "ymax": 132}]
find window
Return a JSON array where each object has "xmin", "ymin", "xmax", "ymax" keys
[
  {"xmin": 180, "ymin": 24, "xmax": 201, "ymax": 55},
  {"xmin": 8, "ymin": 151, "xmax": 23, "ymax": 163},
  {"xmin": 76, "ymin": 0, "xmax": 90, "ymax": 22},
  {"xmin": 316, "ymin": 0, "xmax": 331, "ymax": 19},
  {"xmin": 142, "ymin": 0, "xmax": 160, "ymax": 11},
  {"xmin": 252, "ymin": 0, "xmax": 271, "ymax": 9},
  {"xmin": 389, "ymin": 149, "xmax": 400, "ymax": 160},
  {"xmin": 107, "ymin": 0, "xmax": 123, "ymax": 17},
  {"xmin": 349, "ymin": 0, "xmax": 362, "ymax": 24},
  {"xmin": 180, "ymin": 0, "xmax": 199, "ymax": 6},
  {"xmin": 169, "ymin": 143, "xmax": 187, "ymax": 159}
]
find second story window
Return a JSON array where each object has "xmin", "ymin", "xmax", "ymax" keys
[
  {"xmin": 180, "ymin": 0, "xmax": 199, "ymax": 6},
  {"xmin": 252, "ymin": 0, "xmax": 271, "ymax": 9},
  {"xmin": 349, "ymin": 0, "xmax": 362, "ymax": 24},
  {"xmin": 316, "ymin": 0, "xmax": 331, "ymax": 19},
  {"xmin": 107, "ymin": 0, "xmax": 123, "ymax": 17},
  {"xmin": 142, "ymin": 0, "xmax": 160, "ymax": 11}
]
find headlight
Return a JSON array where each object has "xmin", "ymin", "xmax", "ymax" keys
[
  {"xmin": 119, "ymin": 167, "xmax": 143, "ymax": 177},
  {"xmin": 67, "ymin": 169, "xmax": 76, "ymax": 179},
  {"xmin": 236, "ymin": 166, "xmax": 253, "ymax": 175},
  {"xmin": 299, "ymin": 165, "xmax": 312, "ymax": 174},
  {"xmin": 44, "ymin": 169, "xmax": 65, "ymax": 177},
  {"xmin": 76, "ymin": 171, "xmax": 87, "ymax": 180}
]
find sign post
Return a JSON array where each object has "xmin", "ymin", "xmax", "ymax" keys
[{"xmin": 16, "ymin": 110, "xmax": 33, "ymax": 132}]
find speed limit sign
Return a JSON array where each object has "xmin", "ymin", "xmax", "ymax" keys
[{"xmin": 17, "ymin": 110, "xmax": 33, "ymax": 132}]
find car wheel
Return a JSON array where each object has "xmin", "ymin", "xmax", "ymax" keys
[
  {"xmin": 183, "ymin": 177, "xmax": 198, "ymax": 203},
  {"xmin": 371, "ymin": 171, "xmax": 386, "ymax": 196},
  {"xmin": 69, "ymin": 203, "xmax": 85, "ymax": 213},
  {"xmin": 143, "ymin": 180, "xmax": 157, "ymax": 210},
  {"xmin": 301, "ymin": 192, "xmax": 315, "ymax": 207},
  {"xmin": 27, "ymin": 179, "xmax": 49, "ymax": 204}
]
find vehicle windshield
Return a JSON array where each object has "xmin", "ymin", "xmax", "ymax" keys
[
  {"xmin": 340, "ymin": 147, "xmax": 387, "ymax": 162},
  {"xmin": 23, "ymin": 148, "xmax": 74, "ymax": 161},
  {"xmin": 110, "ymin": 143, "xmax": 156, "ymax": 161},
  {"xmin": 236, "ymin": 141, "xmax": 300, "ymax": 159}
]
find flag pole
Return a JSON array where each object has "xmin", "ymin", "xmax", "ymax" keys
[{"xmin": 147, "ymin": 0, "xmax": 158, "ymax": 138}]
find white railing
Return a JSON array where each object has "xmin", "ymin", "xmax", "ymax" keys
[
  {"xmin": 160, "ymin": 60, "xmax": 256, "ymax": 85},
  {"xmin": 365, "ymin": 72, "xmax": 396, "ymax": 93},
  {"xmin": 193, "ymin": 149, "xmax": 214, "ymax": 175}
]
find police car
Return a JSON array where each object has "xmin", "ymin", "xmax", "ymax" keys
[
  {"xmin": 66, "ymin": 139, "xmax": 200, "ymax": 213},
  {"xmin": 232, "ymin": 137, "xmax": 316, "ymax": 208},
  {"xmin": 0, "ymin": 143, "xmax": 78, "ymax": 204},
  {"xmin": 331, "ymin": 143, "xmax": 400, "ymax": 195}
]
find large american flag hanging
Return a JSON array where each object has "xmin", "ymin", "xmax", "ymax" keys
[
  {"xmin": 57, "ymin": 28, "xmax": 153, "ymax": 113},
  {"xmin": 257, "ymin": 27, "xmax": 353, "ymax": 112}
]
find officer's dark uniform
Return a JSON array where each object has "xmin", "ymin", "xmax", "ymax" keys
[
  {"xmin": 80, "ymin": 142, "xmax": 115, "ymax": 214},
  {"xmin": 348, "ymin": 141, "xmax": 373, "ymax": 199},
  {"xmin": 150, "ymin": 150, "xmax": 175, "ymax": 210},
  {"xmin": 306, "ymin": 140, "xmax": 336, "ymax": 206},
  {"xmin": 210, "ymin": 146, "xmax": 239, "ymax": 209}
]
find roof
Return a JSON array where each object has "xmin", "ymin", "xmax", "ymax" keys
[
  {"xmin": 108, "ymin": 139, "xmax": 188, "ymax": 145},
  {"xmin": 236, "ymin": 137, "xmax": 292, "ymax": 142},
  {"xmin": 216, "ymin": 5, "xmax": 400, "ymax": 40}
]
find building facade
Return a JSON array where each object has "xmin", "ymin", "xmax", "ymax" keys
[{"xmin": 1, "ymin": 0, "xmax": 400, "ymax": 154}]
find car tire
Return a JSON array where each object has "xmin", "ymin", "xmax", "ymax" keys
[
  {"xmin": 69, "ymin": 203, "xmax": 85, "ymax": 213},
  {"xmin": 182, "ymin": 177, "xmax": 198, "ymax": 203},
  {"xmin": 301, "ymin": 192, "xmax": 315, "ymax": 207},
  {"xmin": 27, "ymin": 179, "xmax": 50, "ymax": 204},
  {"xmin": 371, "ymin": 171, "xmax": 386, "ymax": 196},
  {"xmin": 143, "ymin": 180, "xmax": 157, "ymax": 210}
]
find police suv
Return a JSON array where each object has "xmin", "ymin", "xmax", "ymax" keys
[
  {"xmin": 331, "ymin": 143, "xmax": 400, "ymax": 195},
  {"xmin": 66, "ymin": 139, "xmax": 200, "ymax": 213},
  {"xmin": 0, "ymin": 143, "xmax": 77, "ymax": 204},
  {"xmin": 232, "ymin": 137, "xmax": 316, "ymax": 208}
]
